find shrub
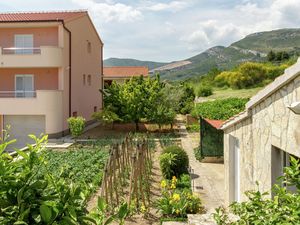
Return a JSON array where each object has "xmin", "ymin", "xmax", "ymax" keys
[
  {"xmin": 197, "ymin": 85, "xmax": 213, "ymax": 97},
  {"xmin": 92, "ymin": 109, "xmax": 120, "ymax": 127},
  {"xmin": 177, "ymin": 174, "xmax": 191, "ymax": 190},
  {"xmin": 160, "ymin": 153, "xmax": 177, "ymax": 179},
  {"xmin": 161, "ymin": 146, "xmax": 189, "ymax": 179},
  {"xmin": 67, "ymin": 116, "xmax": 85, "ymax": 138}
]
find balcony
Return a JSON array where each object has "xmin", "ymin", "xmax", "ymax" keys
[
  {"xmin": 0, "ymin": 90, "xmax": 64, "ymax": 134},
  {"xmin": 0, "ymin": 46, "xmax": 63, "ymax": 68}
]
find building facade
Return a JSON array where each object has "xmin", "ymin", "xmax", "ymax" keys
[
  {"xmin": 0, "ymin": 11, "xmax": 103, "ymax": 148},
  {"xmin": 221, "ymin": 58, "xmax": 300, "ymax": 205}
]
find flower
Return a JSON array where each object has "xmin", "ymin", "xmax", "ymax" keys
[
  {"xmin": 172, "ymin": 193, "xmax": 181, "ymax": 201},
  {"xmin": 141, "ymin": 204, "xmax": 146, "ymax": 213},
  {"xmin": 161, "ymin": 180, "xmax": 167, "ymax": 189},
  {"xmin": 176, "ymin": 209, "xmax": 180, "ymax": 215},
  {"xmin": 172, "ymin": 176, "xmax": 177, "ymax": 183},
  {"xmin": 170, "ymin": 183, "xmax": 176, "ymax": 189}
]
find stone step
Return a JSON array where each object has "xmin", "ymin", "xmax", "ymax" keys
[{"xmin": 187, "ymin": 212, "xmax": 217, "ymax": 225}]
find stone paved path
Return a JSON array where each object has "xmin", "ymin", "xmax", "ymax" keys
[{"xmin": 177, "ymin": 116, "xmax": 225, "ymax": 210}]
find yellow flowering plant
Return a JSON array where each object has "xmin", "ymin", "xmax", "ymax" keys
[{"xmin": 157, "ymin": 176, "xmax": 203, "ymax": 217}]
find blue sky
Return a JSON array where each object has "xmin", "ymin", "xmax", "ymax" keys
[{"xmin": 0, "ymin": 0, "xmax": 300, "ymax": 62}]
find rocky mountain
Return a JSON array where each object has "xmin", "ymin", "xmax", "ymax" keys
[
  {"xmin": 104, "ymin": 28, "xmax": 300, "ymax": 80},
  {"xmin": 103, "ymin": 57, "xmax": 167, "ymax": 70}
]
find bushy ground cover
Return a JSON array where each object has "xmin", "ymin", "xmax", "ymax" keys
[
  {"xmin": 41, "ymin": 144, "xmax": 109, "ymax": 197},
  {"xmin": 192, "ymin": 97, "xmax": 248, "ymax": 120}
]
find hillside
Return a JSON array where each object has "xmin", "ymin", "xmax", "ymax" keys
[
  {"xmin": 104, "ymin": 57, "xmax": 167, "ymax": 70},
  {"xmin": 105, "ymin": 28, "xmax": 300, "ymax": 80}
]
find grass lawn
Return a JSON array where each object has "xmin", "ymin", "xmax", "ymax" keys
[{"xmin": 198, "ymin": 87, "xmax": 263, "ymax": 100}]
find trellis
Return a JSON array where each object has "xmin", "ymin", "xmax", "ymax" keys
[{"xmin": 100, "ymin": 135, "xmax": 152, "ymax": 209}]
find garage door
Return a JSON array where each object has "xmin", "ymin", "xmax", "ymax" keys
[{"xmin": 4, "ymin": 115, "xmax": 45, "ymax": 151}]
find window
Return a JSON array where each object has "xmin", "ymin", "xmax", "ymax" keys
[
  {"xmin": 15, "ymin": 34, "xmax": 33, "ymax": 54},
  {"xmin": 271, "ymin": 146, "xmax": 299, "ymax": 194},
  {"xmin": 94, "ymin": 106, "xmax": 97, "ymax": 112},
  {"xmin": 72, "ymin": 111, "xmax": 78, "ymax": 117},
  {"xmin": 87, "ymin": 41, "xmax": 91, "ymax": 53},
  {"xmin": 87, "ymin": 75, "xmax": 92, "ymax": 86},
  {"xmin": 15, "ymin": 74, "xmax": 34, "ymax": 97},
  {"xmin": 83, "ymin": 74, "xmax": 86, "ymax": 85}
]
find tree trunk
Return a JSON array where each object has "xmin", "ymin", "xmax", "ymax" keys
[{"xmin": 135, "ymin": 120, "xmax": 139, "ymax": 131}]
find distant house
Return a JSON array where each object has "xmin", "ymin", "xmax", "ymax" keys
[
  {"xmin": 0, "ymin": 10, "xmax": 103, "ymax": 149},
  {"xmin": 221, "ymin": 58, "xmax": 300, "ymax": 205},
  {"xmin": 103, "ymin": 66, "xmax": 148, "ymax": 86}
]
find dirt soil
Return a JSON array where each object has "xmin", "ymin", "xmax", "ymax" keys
[
  {"xmin": 115, "ymin": 141, "xmax": 163, "ymax": 225},
  {"xmin": 79, "ymin": 123, "xmax": 179, "ymax": 139}
]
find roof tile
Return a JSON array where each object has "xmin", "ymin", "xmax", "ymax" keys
[
  {"xmin": 0, "ymin": 11, "xmax": 86, "ymax": 22},
  {"xmin": 103, "ymin": 66, "xmax": 149, "ymax": 78}
]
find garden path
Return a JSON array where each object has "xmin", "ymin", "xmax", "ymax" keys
[{"xmin": 176, "ymin": 116, "xmax": 225, "ymax": 210}]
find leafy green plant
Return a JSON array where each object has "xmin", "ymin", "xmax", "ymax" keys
[
  {"xmin": 157, "ymin": 176, "xmax": 203, "ymax": 217},
  {"xmin": 161, "ymin": 146, "xmax": 189, "ymax": 179},
  {"xmin": 214, "ymin": 157, "xmax": 300, "ymax": 224},
  {"xmin": 67, "ymin": 116, "xmax": 86, "ymax": 137},
  {"xmin": 89, "ymin": 197, "xmax": 129, "ymax": 225},
  {"xmin": 186, "ymin": 124, "xmax": 200, "ymax": 132},
  {"xmin": 41, "ymin": 144, "xmax": 109, "ymax": 197},
  {"xmin": 0, "ymin": 135, "xmax": 98, "ymax": 225},
  {"xmin": 92, "ymin": 109, "xmax": 120, "ymax": 128},
  {"xmin": 197, "ymin": 85, "xmax": 213, "ymax": 97},
  {"xmin": 160, "ymin": 153, "xmax": 177, "ymax": 179},
  {"xmin": 176, "ymin": 174, "xmax": 192, "ymax": 190},
  {"xmin": 194, "ymin": 147, "xmax": 202, "ymax": 161},
  {"xmin": 192, "ymin": 98, "xmax": 248, "ymax": 120}
]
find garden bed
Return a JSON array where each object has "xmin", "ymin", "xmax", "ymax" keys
[{"xmin": 42, "ymin": 143, "xmax": 110, "ymax": 199}]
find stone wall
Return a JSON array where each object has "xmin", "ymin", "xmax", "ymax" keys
[{"xmin": 224, "ymin": 74, "xmax": 300, "ymax": 206}]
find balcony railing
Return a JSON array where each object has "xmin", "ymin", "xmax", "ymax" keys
[
  {"xmin": 2, "ymin": 47, "xmax": 41, "ymax": 55},
  {"xmin": 0, "ymin": 91, "xmax": 36, "ymax": 98},
  {"xmin": 0, "ymin": 46, "xmax": 63, "ymax": 68}
]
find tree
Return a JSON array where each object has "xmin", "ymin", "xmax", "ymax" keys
[
  {"xmin": 267, "ymin": 50, "xmax": 276, "ymax": 62},
  {"xmin": 103, "ymin": 75, "xmax": 163, "ymax": 131}
]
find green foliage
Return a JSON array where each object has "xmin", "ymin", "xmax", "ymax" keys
[
  {"xmin": 0, "ymin": 135, "xmax": 97, "ymax": 225},
  {"xmin": 192, "ymin": 98, "xmax": 248, "ymax": 120},
  {"xmin": 161, "ymin": 146, "xmax": 189, "ymax": 179},
  {"xmin": 197, "ymin": 85, "xmax": 213, "ymax": 97},
  {"xmin": 89, "ymin": 197, "xmax": 129, "ymax": 225},
  {"xmin": 186, "ymin": 124, "xmax": 200, "ymax": 133},
  {"xmin": 194, "ymin": 147, "xmax": 202, "ymax": 161},
  {"xmin": 267, "ymin": 50, "xmax": 290, "ymax": 62},
  {"xmin": 104, "ymin": 75, "xmax": 173, "ymax": 129},
  {"xmin": 179, "ymin": 85, "xmax": 195, "ymax": 114},
  {"xmin": 214, "ymin": 157, "xmax": 300, "ymax": 225},
  {"xmin": 41, "ymin": 144, "xmax": 109, "ymax": 197},
  {"xmin": 215, "ymin": 62, "xmax": 266, "ymax": 89},
  {"xmin": 92, "ymin": 109, "xmax": 120, "ymax": 126},
  {"xmin": 160, "ymin": 153, "xmax": 177, "ymax": 179},
  {"xmin": 176, "ymin": 174, "xmax": 192, "ymax": 190},
  {"xmin": 214, "ymin": 62, "xmax": 289, "ymax": 89},
  {"xmin": 67, "ymin": 116, "xmax": 86, "ymax": 138},
  {"xmin": 157, "ymin": 176, "xmax": 202, "ymax": 217}
]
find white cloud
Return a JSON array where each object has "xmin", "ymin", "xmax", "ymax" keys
[
  {"xmin": 181, "ymin": 0, "xmax": 300, "ymax": 53},
  {"xmin": 144, "ymin": 1, "xmax": 188, "ymax": 12},
  {"xmin": 71, "ymin": 0, "xmax": 142, "ymax": 23}
]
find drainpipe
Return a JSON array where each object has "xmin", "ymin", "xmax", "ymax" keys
[
  {"xmin": 101, "ymin": 45, "xmax": 104, "ymax": 110},
  {"xmin": 62, "ymin": 21, "xmax": 72, "ymax": 118}
]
